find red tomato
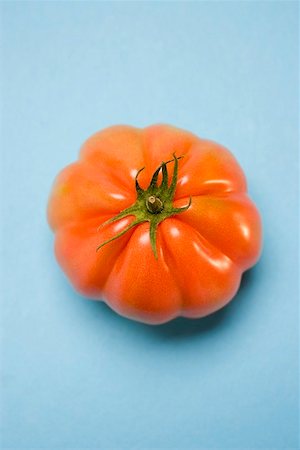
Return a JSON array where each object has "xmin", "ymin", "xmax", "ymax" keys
[{"xmin": 47, "ymin": 125, "xmax": 262, "ymax": 324}]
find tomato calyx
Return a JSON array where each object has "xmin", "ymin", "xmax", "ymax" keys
[{"xmin": 96, "ymin": 153, "xmax": 191, "ymax": 258}]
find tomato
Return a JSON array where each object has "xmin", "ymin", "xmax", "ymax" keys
[{"xmin": 47, "ymin": 124, "xmax": 262, "ymax": 324}]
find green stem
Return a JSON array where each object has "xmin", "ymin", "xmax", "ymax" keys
[{"xmin": 96, "ymin": 153, "xmax": 191, "ymax": 259}]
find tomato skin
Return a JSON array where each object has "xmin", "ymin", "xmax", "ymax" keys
[{"xmin": 48, "ymin": 124, "xmax": 262, "ymax": 324}]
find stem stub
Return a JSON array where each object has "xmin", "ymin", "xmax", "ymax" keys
[{"xmin": 146, "ymin": 196, "xmax": 164, "ymax": 214}]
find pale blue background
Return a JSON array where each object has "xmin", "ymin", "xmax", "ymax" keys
[{"xmin": 1, "ymin": 2, "xmax": 298, "ymax": 449}]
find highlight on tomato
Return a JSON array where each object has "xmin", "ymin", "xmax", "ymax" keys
[{"xmin": 47, "ymin": 124, "xmax": 262, "ymax": 325}]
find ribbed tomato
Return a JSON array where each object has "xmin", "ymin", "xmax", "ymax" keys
[{"xmin": 47, "ymin": 124, "xmax": 262, "ymax": 324}]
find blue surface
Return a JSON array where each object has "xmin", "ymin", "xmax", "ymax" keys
[{"xmin": 1, "ymin": 2, "xmax": 298, "ymax": 449}]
